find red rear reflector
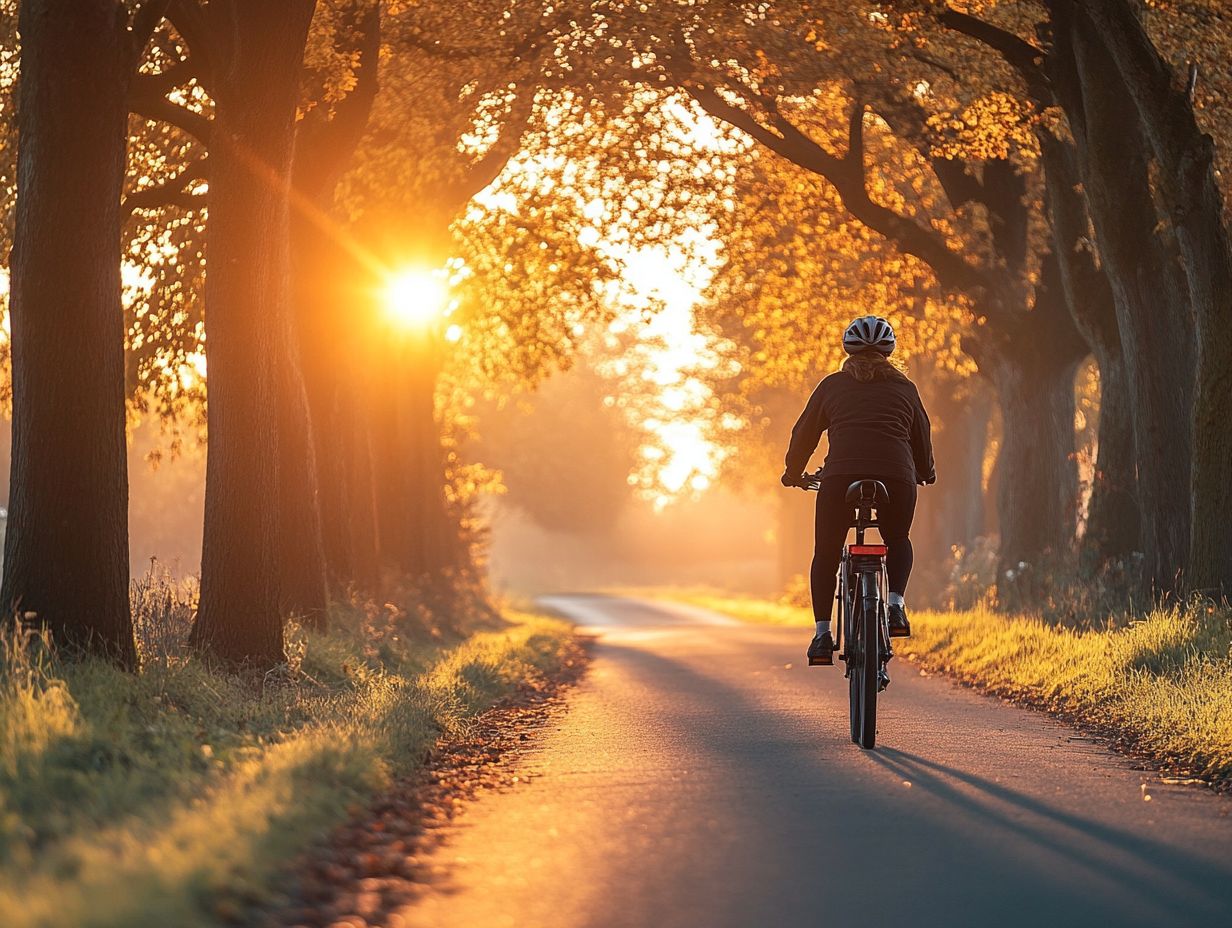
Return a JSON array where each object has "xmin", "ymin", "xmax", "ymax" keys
[{"xmin": 850, "ymin": 544, "xmax": 887, "ymax": 556}]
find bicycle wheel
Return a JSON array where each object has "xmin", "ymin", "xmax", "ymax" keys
[
  {"xmin": 844, "ymin": 571, "xmax": 861, "ymax": 744},
  {"xmin": 849, "ymin": 573, "xmax": 879, "ymax": 749}
]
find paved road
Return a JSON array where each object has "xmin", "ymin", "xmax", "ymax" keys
[{"xmin": 401, "ymin": 595, "xmax": 1232, "ymax": 928}]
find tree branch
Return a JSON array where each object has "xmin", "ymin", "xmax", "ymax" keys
[
  {"xmin": 938, "ymin": 6, "xmax": 1051, "ymax": 105},
  {"xmin": 448, "ymin": 85, "xmax": 539, "ymax": 207},
  {"xmin": 165, "ymin": 0, "xmax": 211, "ymax": 85},
  {"xmin": 1080, "ymin": 0, "xmax": 1203, "ymax": 161},
  {"xmin": 906, "ymin": 49, "xmax": 961, "ymax": 82},
  {"xmin": 132, "ymin": 55, "xmax": 196, "ymax": 100},
  {"xmin": 391, "ymin": 29, "xmax": 503, "ymax": 61},
  {"xmin": 1039, "ymin": 132, "xmax": 1120, "ymax": 349},
  {"xmin": 129, "ymin": 0, "xmax": 171, "ymax": 66},
  {"xmin": 129, "ymin": 89, "xmax": 212, "ymax": 143},
  {"xmin": 866, "ymin": 89, "xmax": 985, "ymax": 207},
  {"xmin": 683, "ymin": 79, "xmax": 995, "ymax": 305},
  {"xmin": 124, "ymin": 159, "xmax": 208, "ymax": 215},
  {"xmin": 294, "ymin": 2, "xmax": 381, "ymax": 198}
]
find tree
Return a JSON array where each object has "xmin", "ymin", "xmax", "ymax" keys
[
  {"xmin": 931, "ymin": 1, "xmax": 1231, "ymax": 594},
  {"xmin": 123, "ymin": 1, "xmax": 379, "ymax": 618},
  {"xmin": 187, "ymin": 0, "xmax": 319, "ymax": 666},
  {"xmin": 288, "ymin": 0, "xmax": 380, "ymax": 599},
  {"xmin": 0, "ymin": 0, "xmax": 164, "ymax": 666},
  {"xmin": 613, "ymin": 3, "xmax": 1089, "ymax": 575},
  {"xmin": 1076, "ymin": 0, "xmax": 1232, "ymax": 595}
]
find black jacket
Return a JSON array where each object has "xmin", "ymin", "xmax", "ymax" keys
[{"xmin": 784, "ymin": 370, "xmax": 935, "ymax": 484}]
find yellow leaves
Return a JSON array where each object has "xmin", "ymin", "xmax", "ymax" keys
[{"xmin": 926, "ymin": 92, "xmax": 1040, "ymax": 161}]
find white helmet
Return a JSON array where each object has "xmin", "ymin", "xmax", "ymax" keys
[{"xmin": 842, "ymin": 315, "xmax": 896, "ymax": 356}]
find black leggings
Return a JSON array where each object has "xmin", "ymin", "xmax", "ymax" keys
[{"xmin": 810, "ymin": 477, "xmax": 917, "ymax": 624}]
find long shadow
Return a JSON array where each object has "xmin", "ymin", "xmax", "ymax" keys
[
  {"xmin": 866, "ymin": 746, "xmax": 1232, "ymax": 915},
  {"xmin": 587, "ymin": 636, "xmax": 1232, "ymax": 922}
]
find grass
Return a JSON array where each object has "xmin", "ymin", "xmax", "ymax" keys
[
  {"xmin": 642, "ymin": 587, "xmax": 1232, "ymax": 789},
  {"xmin": 0, "ymin": 581, "xmax": 580, "ymax": 928}
]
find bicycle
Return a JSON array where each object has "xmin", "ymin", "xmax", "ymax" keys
[{"xmin": 795, "ymin": 470, "xmax": 893, "ymax": 749}]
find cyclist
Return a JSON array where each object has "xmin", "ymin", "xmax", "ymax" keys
[{"xmin": 780, "ymin": 316, "xmax": 935, "ymax": 666}]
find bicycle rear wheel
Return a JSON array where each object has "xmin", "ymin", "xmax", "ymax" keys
[{"xmin": 848, "ymin": 575, "xmax": 879, "ymax": 749}]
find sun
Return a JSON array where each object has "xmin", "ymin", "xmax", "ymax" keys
[{"xmin": 384, "ymin": 268, "xmax": 450, "ymax": 330}]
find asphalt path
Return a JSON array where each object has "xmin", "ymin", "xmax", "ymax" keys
[{"xmin": 400, "ymin": 594, "xmax": 1232, "ymax": 928}]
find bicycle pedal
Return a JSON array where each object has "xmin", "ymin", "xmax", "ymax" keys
[
  {"xmin": 807, "ymin": 654, "xmax": 833, "ymax": 666},
  {"xmin": 878, "ymin": 671, "xmax": 891, "ymax": 692}
]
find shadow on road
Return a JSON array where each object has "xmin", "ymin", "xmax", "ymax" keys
[
  {"xmin": 592, "ymin": 636, "xmax": 1232, "ymax": 925},
  {"xmin": 867, "ymin": 747, "xmax": 1230, "ymax": 914},
  {"xmin": 401, "ymin": 607, "xmax": 1232, "ymax": 928}
]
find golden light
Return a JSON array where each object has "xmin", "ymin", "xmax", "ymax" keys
[{"xmin": 384, "ymin": 268, "xmax": 450, "ymax": 330}]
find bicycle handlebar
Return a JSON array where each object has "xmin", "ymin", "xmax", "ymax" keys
[
  {"xmin": 781, "ymin": 469, "xmax": 823, "ymax": 491},
  {"xmin": 783, "ymin": 468, "xmax": 935, "ymax": 491}
]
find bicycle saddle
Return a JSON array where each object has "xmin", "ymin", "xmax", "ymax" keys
[{"xmin": 845, "ymin": 479, "xmax": 889, "ymax": 506}]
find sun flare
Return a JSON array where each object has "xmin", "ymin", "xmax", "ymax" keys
[{"xmin": 384, "ymin": 268, "xmax": 451, "ymax": 330}]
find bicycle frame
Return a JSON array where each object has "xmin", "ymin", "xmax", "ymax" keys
[
  {"xmin": 834, "ymin": 497, "xmax": 890, "ymax": 662},
  {"xmin": 831, "ymin": 481, "xmax": 893, "ymax": 748},
  {"xmin": 797, "ymin": 470, "xmax": 894, "ymax": 748}
]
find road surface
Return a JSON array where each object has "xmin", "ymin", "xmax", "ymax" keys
[{"xmin": 400, "ymin": 595, "xmax": 1232, "ymax": 928}]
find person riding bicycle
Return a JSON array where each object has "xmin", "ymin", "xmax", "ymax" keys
[{"xmin": 780, "ymin": 315, "xmax": 935, "ymax": 666}]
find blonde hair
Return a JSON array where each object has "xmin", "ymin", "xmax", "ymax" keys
[{"xmin": 842, "ymin": 349, "xmax": 908, "ymax": 383}]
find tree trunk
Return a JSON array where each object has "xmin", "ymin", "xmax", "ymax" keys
[
  {"xmin": 288, "ymin": 7, "xmax": 380, "ymax": 596},
  {"xmin": 909, "ymin": 366, "xmax": 991, "ymax": 605},
  {"xmin": 1038, "ymin": 134, "xmax": 1140, "ymax": 563},
  {"xmin": 369, "ymin": 345, "xmax": 412, "ymax": 576},
  {"xmin": 949, "ymin": 388, "xmax": 991, "ymax": 551},
  {"xmin": 1057, "ymin": 11, "xmax": 1195, "ymax": 590},
  {"xmin": 190, "ymin": 0, "xmax": 317, "ymax": 666},
  {"xmin": 368, "ymin": 349, "xmax": 456, "ymax": 581},
  {"xmin": 1, "ymin": 0, "xmax": 135, "ymax": 666},
  {"xmin": 1081, "ymin": 0, "xmax": 1232, "ymax": 595},
  {"xmin": 1081, "ymin": 347, "xmax": 1139, "ymax": 561},
  {"xmin": 400, "ymin": 357, "xmax": 455, "ymax": 576},
  {"xmin": 276, "ymin": 326, "xmax": 328, "ymax": 628},
  {"xmin": 347, "ymin": 388, "xmax": 382, "ymax": 592},
  {"xmin": 970, "ymin": 259, "xmax": 1087, "ymax": 579},
  {"xmin": 291, "ymin": 216, "xmax": 376, "ymax": 595},
  {"xmin": 296, "ymin": 271, "xmax": 354, "ymax": 593},
  {"xmin": 986, "ymin": 347, "xmax": 1082, "ymax": 576}
]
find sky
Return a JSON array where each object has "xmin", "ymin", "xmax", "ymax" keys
[{"xmin": 606, "ymin": 242, "xmax": 725, "ymax": 508}]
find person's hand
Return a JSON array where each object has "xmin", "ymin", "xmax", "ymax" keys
[{"xmin": 781, "ymin": 471, "xmax": 802, "ymax": 488}]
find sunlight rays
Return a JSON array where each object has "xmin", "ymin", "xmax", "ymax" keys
[{"xmin": 384, "ymin": 267, "xmax": 453, "ymax": 331}]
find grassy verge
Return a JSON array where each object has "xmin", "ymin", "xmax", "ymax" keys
[
  {"xmin": 643, "ymin": 588, "xmax": 1232, "ymax": 789},
  {"xmin": 0, "ymin": 597, "xmax": 581, "ymax": 927}
]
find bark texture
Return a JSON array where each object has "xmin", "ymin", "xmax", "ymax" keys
[
  {"xmin": 968, "ymin": 256, "xmax": 1088, "ymax": 576},
  {"xmin": 1, "ymin": 0, "xmax": 136, "ymax": 666},
  {"xmin": 1081, "ymin": 0, "xmax": 1232, "ymax": 595},
  {"xmin": 190, "ymin": 0, "xmax": 317, "ymax": 666},
  {"xmin": 911, "ymin": 369, "xmax": 992, "ymax": 602},
  {"xmin": 276, "ymin": 330, "xmax": 328, "ymax": 627},
  {"xmin": 1063, "ymin": 9, "xmax": 1194, "ymax": 592},
  {"xmin": 1038, "ymin": 134, "xmax": 1141, "ymax": 563},
  {"xmin": 289, "ymin": 4, "xmax": 380, "ymax": 596}
]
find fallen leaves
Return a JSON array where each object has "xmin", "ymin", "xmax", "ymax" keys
[{"xmin": 258, "ymin": 638, "xmax": 590, "ymax": 928}]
